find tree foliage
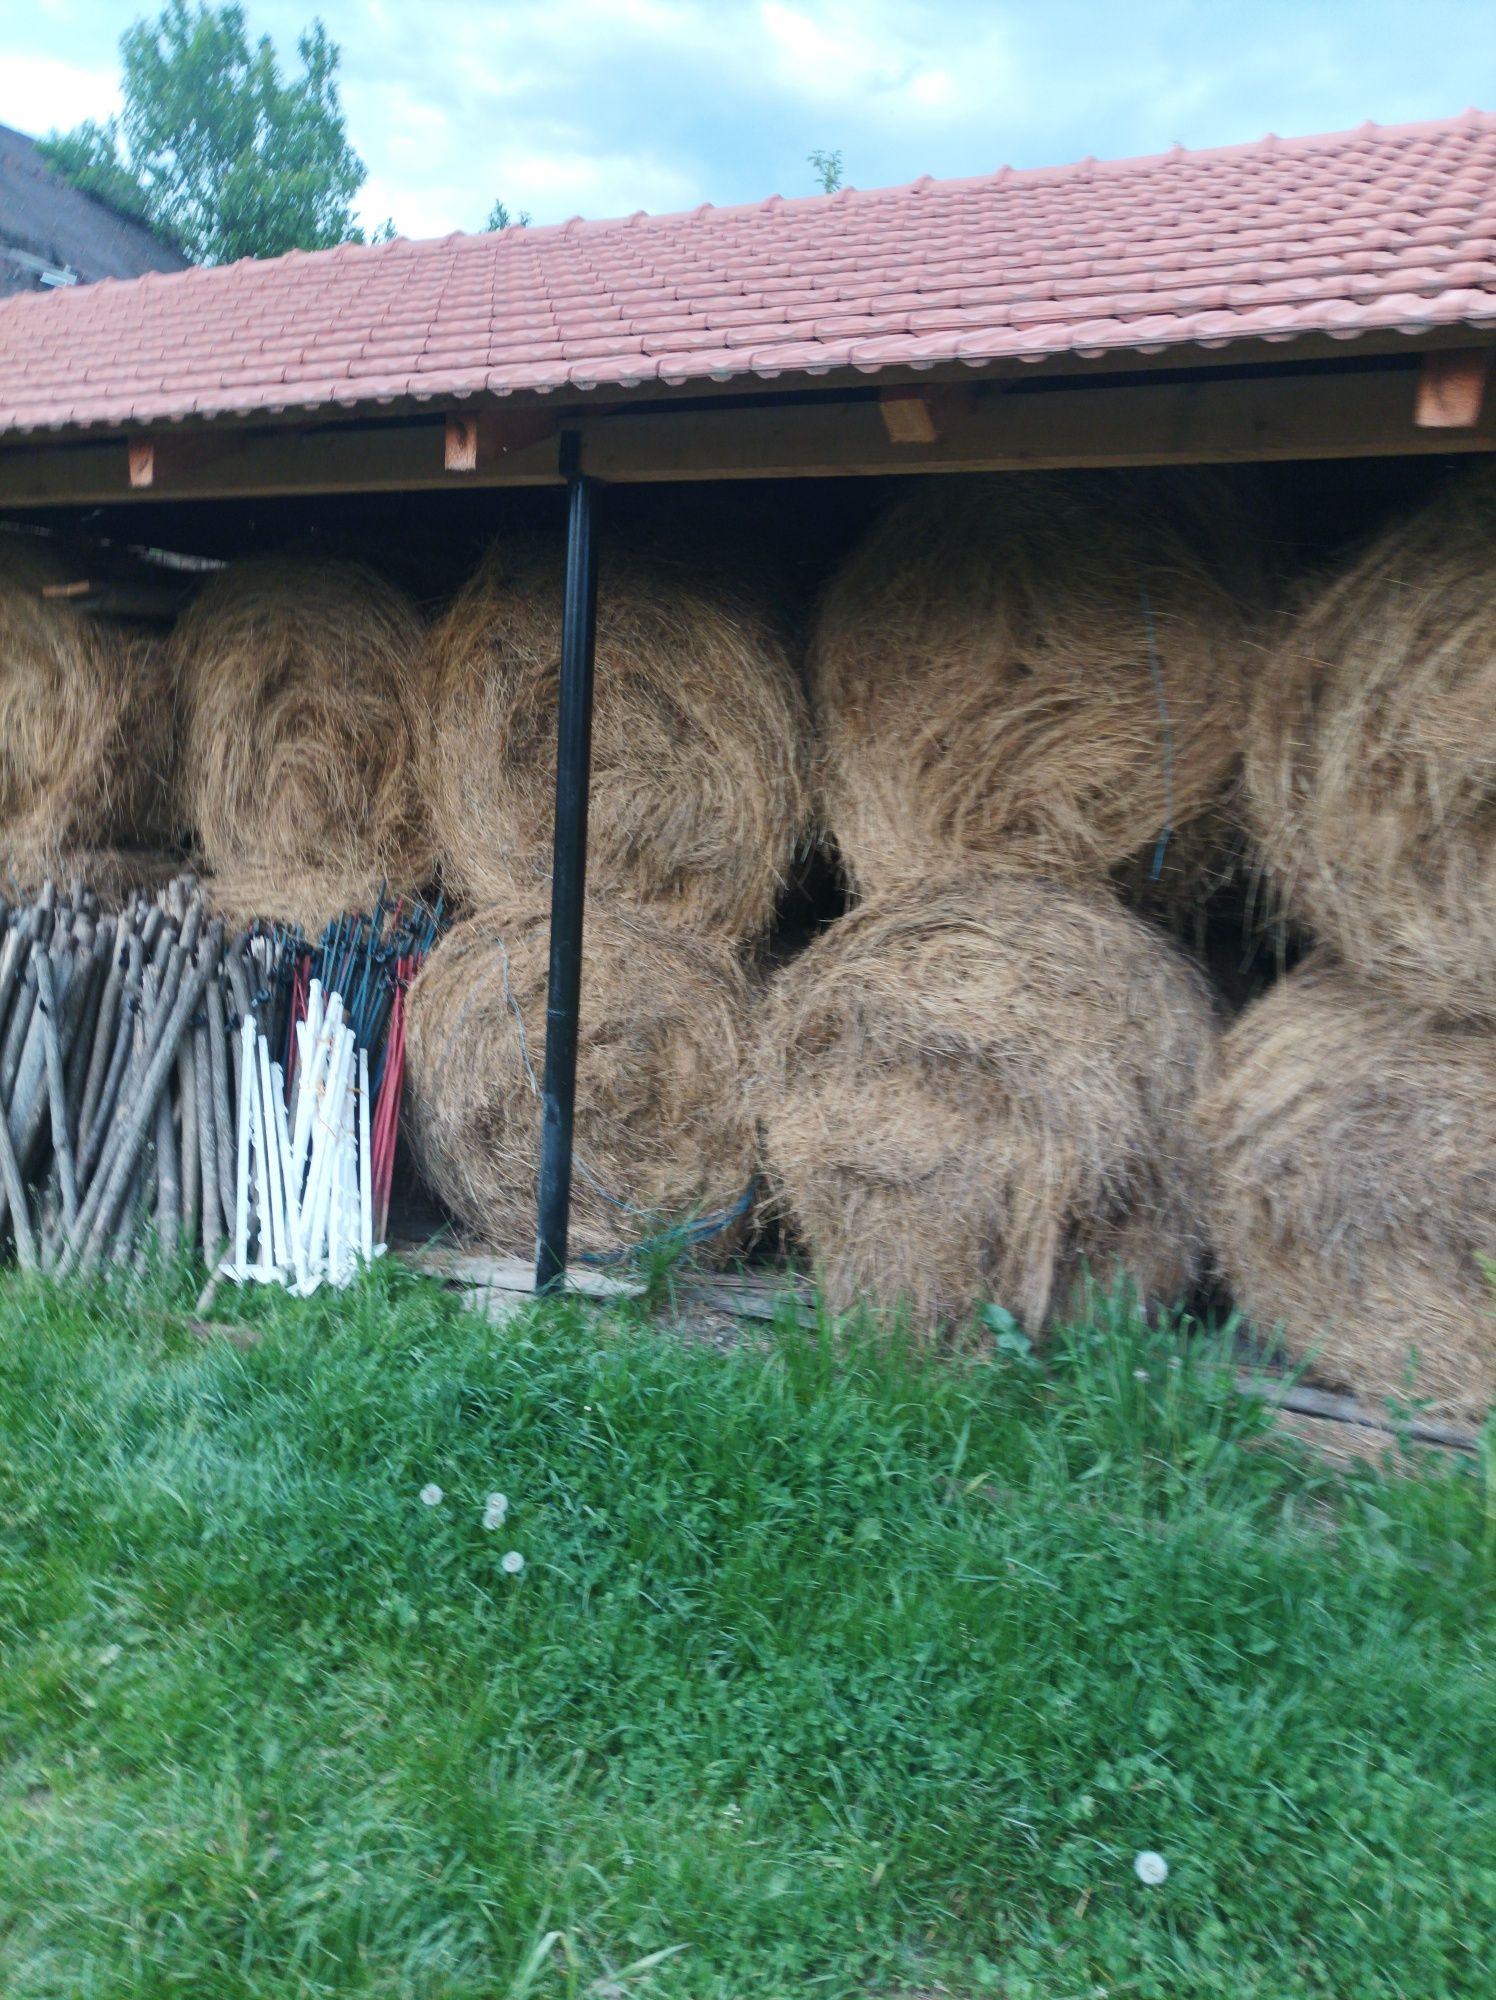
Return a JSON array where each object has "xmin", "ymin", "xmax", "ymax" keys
[
  {"xmin": 808, "ymin": 147, "xmax": 844, "ymax": 194},
  {"xmin": 485, "ymin": 200, "xmax": 532, "ymax": 231},
  {"xmin": 40, "ymin": 3, "xmax": 369, "ymax": 264}
]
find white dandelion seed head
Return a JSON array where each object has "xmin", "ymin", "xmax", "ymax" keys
[
  {"xmin": 501, "ymin": 1550, "xmax": 525, "ymax": 1575},
  {"xmin": 419, "ymin": 1484, "xmax": 443, "ymax": 1507},
  {"xmin": 1134, "ymin": 1850, "xmax": 1168, "ymax": 1886},
  {"xmin": 1133, "ymin": 1369, "xmax": 1150, "ymax": 1383},
  {"xmin": 483, "ymin": 1492, "xmax": 509, "ymax": 1530}
]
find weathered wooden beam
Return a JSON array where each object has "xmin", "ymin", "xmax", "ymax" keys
[
  {"xmin": 4, "ymin": 359, "xmax": 1495, "ymax": 507},
  {"xmin": 1414, "ymin": 346, "xmax": 1491, "ymax": 428},
  {"xmin": 587, "ymin": 367, "xmax": 1496, "ymax": 480},
  {"xmin": 0, "ymin": 420, "xmax": 558, "ymax": 506}
]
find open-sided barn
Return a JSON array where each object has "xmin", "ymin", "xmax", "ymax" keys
[{"xmin": 2, "ymin": 110, "xmax": 1496, "ymax": 1419}]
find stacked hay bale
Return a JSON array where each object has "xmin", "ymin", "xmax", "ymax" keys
[
  {"xmin": 171, "ymin": 555, "xmax": 433, "ymax": 933},
  {"xmin": 808, "ymin": 472, "xmax": 1257, "ymax": 898},
  {"xmin": 757, "ymin": 872, "xmax": 1217, "ymax": 1327},
  {"xmin": 755, "ymin": 472, "xmax": 1259, "ymax": 1331},
  {"xmin": 1247, "ymin": 465, "xmax": 1496, "ymax": 1017},
  {"xmin": 1200, "ymin": 958, "xmax": 1496, "ymax": 1428},
  {"xmin": 1217, "ymin": 466, "xmax": 1496, "ymax": 1421},
  {"xmin": 423, "ymin": 536, "xmax": 810, "ymax": 939},
  {"xmin": 406, "ymin": 900, "xmax": 758, "ymax": 1258},
  {"xmin": 0, "ymin": 535, "xmax": 177, "ymax": 896},
  {"xmin": 406, "ymin": 536, "xmax": 810, "ymax": 1257}
]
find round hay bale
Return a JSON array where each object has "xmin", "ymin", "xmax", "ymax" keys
[
  {"xmin": 1246, "ymin": 464, "xmax": 1496, "ymax": 1019},
  {"xmin": 1200, "ymin": 957, "xmax": 1496, "ymax": 1426},
  {"xmin": 423, "ymin": 536, "xmax": 811, "ymax": 941},
  {"xmin": 755, "ymin": 870, "xmax": 1218, "ymax": 1330},
  {"xmin": 3, "ymin": 847, "xmax": 193, "ymax": 912},
  {"xmin": 173, "ymin": 556, "xmax": 433, "ymax": 925},
  {"xmin": 405, "ymin": 890, "xmax": 758, "ymax": 1259},
  {"xmin": 807, "ymin": 473, "xmax": 1263, "ymax": 897},
  {"xmin": 197, "ymin": 861, "xmax": 400, "ymax": 937},
  {"xmin": 0, "ymin": 536, "xmax": 176, "ymax": 879}
]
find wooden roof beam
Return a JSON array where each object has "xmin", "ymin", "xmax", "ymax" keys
[{"xmin": 5, "ymin": 358, "xmax": 1495, "ymax": 507}]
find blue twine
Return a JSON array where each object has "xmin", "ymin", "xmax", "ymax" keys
[{"xmin": 1139, "ymin": 575, "xmax": 1176, "ymax": 884}]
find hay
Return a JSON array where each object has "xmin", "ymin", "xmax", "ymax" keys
[
  {"xmin": 198, "ymin": 861, "xmax": 401, "ymax": 937},
  {"xmin": 1112, "ymin": 803, "xmax": 1244, "ymax": 944},
  {"xmin": 1246, "ymin": 464, "xmax": 1496, "ymax": 1019},
  {"xmin": 2, "ymin": 847, "xmax": 192, "ymax": 912},
  {"xmin": 1200, "ymin": 956, "xmax": 1496, "ymax": 1426},
  {"xmin": 0, "ymin": 536, "xmax": 176, "ymax": 879},
  {"xmin": 423, "ymin": 536, "xmax": 811, "ymax": 941},
  {"xmin": 404, "ymin": 889, "xmax": 758, "ymax": 1258},
  {"xmin": 173, "ymin": 556, "xmax": 433, "ymax": 919},
  {"xmin": 807, "ymin": 473, "xmax": 1263, "ymax": 897},
  {"xmin": 755, "ymin": 870, "xmax": 1218, "ymax": 1330}
]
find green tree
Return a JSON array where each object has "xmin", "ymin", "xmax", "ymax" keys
[
  {"xmin": 40, "ymin": 2, "xmax": 369, "ymax": 264},
  {"xmin": 808, "ymin": 147, "xmax": 843, "ymax": 194},
  {"xmin": 485, "ymin": 199, "xmax": 532, "ymax": 231}
]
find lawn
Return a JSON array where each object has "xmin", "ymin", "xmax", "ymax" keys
[{"xmin": 0, "ymin": 1266, "xmax": 1493, "ymax": 1998}]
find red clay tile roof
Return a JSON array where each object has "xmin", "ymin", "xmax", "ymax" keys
[{"xmin": 2, "ymin": 111, "xmax": 1496, "ymax": 437}]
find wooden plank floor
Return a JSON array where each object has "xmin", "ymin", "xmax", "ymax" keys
[{"xmin": 393, "ymin": 1240, "xmax": 1476, "ymax": 1457}]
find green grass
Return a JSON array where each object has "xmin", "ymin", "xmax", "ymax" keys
[{"xmin": 0, "ymin": 1267, "xmax": 1493, "ymax": 1998}]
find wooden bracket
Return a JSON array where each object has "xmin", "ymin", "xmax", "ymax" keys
[
  {"xmin": 127, "ymin": 432, "xmax": 235, "ymax": 488},
  {"xmin": 1414, "ymin": 347, "xmax": 1492, "ymax": 429},
  {"xmin": 877, "ymin": 382, "xmax": 980, "ymax": 444},
  {"xmin": 444, "ymin": 405, "xmax": 558, "ymax": 472},
  {"xmin": 878, "ymin": 387, "xmax": 940, "ymax": 444}
]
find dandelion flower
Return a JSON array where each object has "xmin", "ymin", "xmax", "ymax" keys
[
  {"xmin": 501, "ymin": 1550, "xmax": 525, "ymax": 1576},
  {"xmin": 1132, "ymin": 1368, "xmax": 1150, "ymax": 1383},
  {"xmin": 483, "ymin": 1492, "xmax": 509, "ymax": 1530},
  {"xmin": 419, "ymin": 1483, "xmax": 443, "ymax": 1507},
  {"xmin": 1134, "ymin": 1850, "xmax": 1168, "ymax": 1886}
]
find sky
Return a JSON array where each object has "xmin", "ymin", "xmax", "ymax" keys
[{"xmin": 2, "ymin": 0, "xmax": 1494, "ymax": 241}]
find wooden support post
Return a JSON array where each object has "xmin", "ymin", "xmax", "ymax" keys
[
  {"xmin": 534, "ymin": 431, "xmax": 599, "ymax": 1295},
  {"xmin": 1415, "ymin": 347, "xmax": 1492, "ymax": 429}
]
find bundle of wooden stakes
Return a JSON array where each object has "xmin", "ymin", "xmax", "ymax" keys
[
  {"xmin": 0, "ymin": 878, "xmax": 438, "ymax": 1283},
  {"xmin": 222, "ymin": 896, "xmax": 440, "ymax": 1293},
  {"xmin": 0, "ymin": 876, "xmax": 240, "ymax": 1275}
]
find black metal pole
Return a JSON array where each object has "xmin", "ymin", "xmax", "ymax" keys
[{"xmin": 535, "ymin": 432, "xmax": 599, "ymax": 1293}]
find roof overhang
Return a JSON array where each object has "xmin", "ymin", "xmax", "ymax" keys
[{"xmin": 1, "ymin": 335, "xmax": 1493, "ymax": 510}]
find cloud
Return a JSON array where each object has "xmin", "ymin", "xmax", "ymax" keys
[
  {"xmin": 754, "ymin": 1, "xmax": 1011, "ymax": 120},
  {"xmin": 362, "ymin": 144, "xmax": 701, "ymax": 242},
  {"xmin": 7, "ymin": 0, "xmax": 1496, "ymax": 242},
  {"xmin": 0, "ymin": 52, "xmax": 119, "ymax": 136}
]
